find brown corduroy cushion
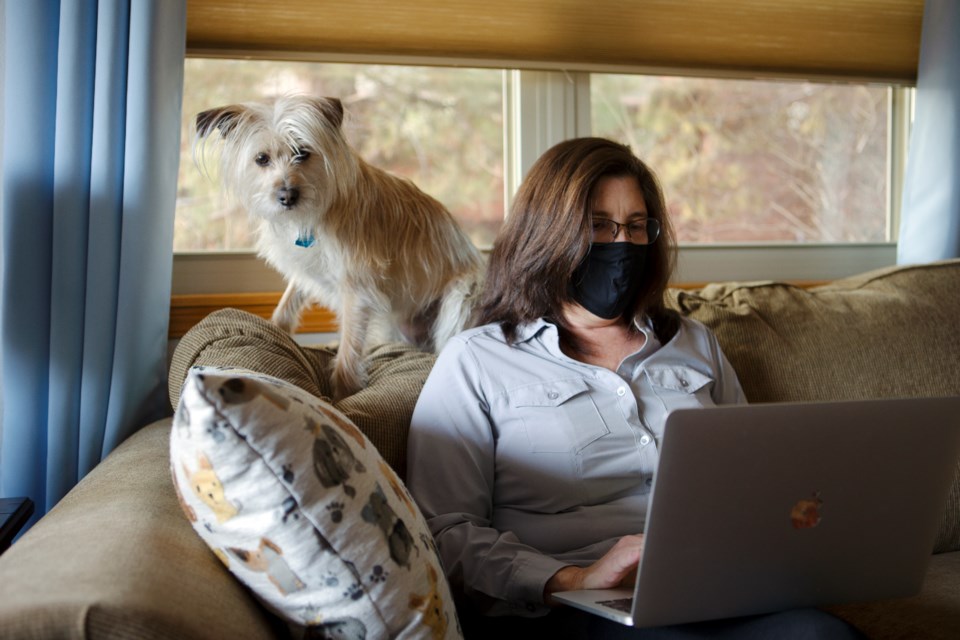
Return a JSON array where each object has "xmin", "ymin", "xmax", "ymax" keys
[
  {"xmin": 168, "ymin": 308, "xmax": 436, "ymax": 480},
  {"xmin": 168, "ymin": 307, "xmax": 337, "ymax": 407},
  {"xmin": 667, "ymin": 258, "xmax": 960, "ymax": 553}
]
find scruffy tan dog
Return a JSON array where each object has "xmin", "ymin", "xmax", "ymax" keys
[{"xmin": 195, "ymin": 95, "xmax": 484, "ymax": 399}]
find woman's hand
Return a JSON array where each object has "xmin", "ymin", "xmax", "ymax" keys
[{"xmin": 543, "ymin": 534, "xmax": 645, "ymax": 604}]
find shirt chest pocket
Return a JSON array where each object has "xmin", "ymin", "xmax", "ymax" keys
[
  {"xmin": 509, "ymin": 378, "xmax": 608, "ymax": 453},
  {"xmin": 646, "ymin": 367, "xmax": 715, "ymax": 411}
]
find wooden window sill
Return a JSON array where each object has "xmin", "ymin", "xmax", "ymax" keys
[{"xmin": 169, "ymin": 293, "xmax": 338, "ymax": 339}]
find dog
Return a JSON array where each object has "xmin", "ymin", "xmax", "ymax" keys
[{"xmin": 194, "ymin": 95, "xmax": 484, "ymax": 399}]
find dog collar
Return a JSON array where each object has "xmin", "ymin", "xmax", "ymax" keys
[{"xmin": 295, "ymin": 230, "xmax": 315, "ymax": 248}]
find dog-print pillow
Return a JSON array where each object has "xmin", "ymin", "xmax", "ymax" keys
[{"xmin": 170, "ymin": 366, "xmax": 461, "ymax": 640}]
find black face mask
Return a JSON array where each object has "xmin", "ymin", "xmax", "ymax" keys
[{"xmin": 569, "ymin": 242, "xmax": 648, "ymax": 319}]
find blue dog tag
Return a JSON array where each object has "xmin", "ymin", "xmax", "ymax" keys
[{"xmin": 295, "ymin": 231, "xmax": 315, "ymax": 248}]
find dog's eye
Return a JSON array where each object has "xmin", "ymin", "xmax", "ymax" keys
[
  {"xmin": 293, "ymin": 149, "xmax": 311, "ymax": 164},
  {"xmin": 255, "ymin": 153, "xmax": 270, "ymax": 167}
]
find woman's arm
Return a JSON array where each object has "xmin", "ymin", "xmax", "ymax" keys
[
  {"xmin": 543, "ymin": 534, "xmax": 645, "ymax": 602},
  {"xmin": 704, "ymin": 326, "xmax": 747, "ymax": 405},
  {"xmin": 406, "ymin": 336, "xmax": 568, "ymax": 610}
]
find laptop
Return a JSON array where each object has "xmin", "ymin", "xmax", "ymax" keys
[{"xmin": 552, "ymin": 396, "xmax": 960, "ymax": 627}]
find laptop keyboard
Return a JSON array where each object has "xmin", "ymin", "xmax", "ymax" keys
[{"xmin": 598, "ymin": 597, "xmax": 634, "ymax": 613}]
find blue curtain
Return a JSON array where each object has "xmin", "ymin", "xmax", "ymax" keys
[
  {"xmin": 0, "ymin": 0, "xmax": 185, "ymax": 527},
  {"xmin": 897, "ymin": 0, "xmax": 960, "ymax": 264}
]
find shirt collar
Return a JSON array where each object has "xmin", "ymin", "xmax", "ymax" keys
[
  {"xmin": 514, "ymin": 315, "xmax": 656, "ymax": 343},
  {"xmin": 514, "ymin": 317, "xmax": 553, "ymax": 344}
]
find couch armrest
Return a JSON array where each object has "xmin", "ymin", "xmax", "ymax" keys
[{"xmin": 0, "ymin": 419, "xmax": 281, "ymax": 639}]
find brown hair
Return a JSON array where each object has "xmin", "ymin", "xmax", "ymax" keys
[{"xmin": 474, "ymin": 137, "xmax": 679, "ymax": 345}]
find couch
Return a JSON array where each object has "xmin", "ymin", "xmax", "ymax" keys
[{"xmin": 0, "ymin": 259, "xmax": 958, "ymax": 639}]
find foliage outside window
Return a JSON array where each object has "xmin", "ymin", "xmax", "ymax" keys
[
  {"xmin": 175, "ymin": 60, "xmax": 897, "ymax": 254},
  {"xmin": 592, "ymin": 75, "xmax": 890, "ymax": 244}
]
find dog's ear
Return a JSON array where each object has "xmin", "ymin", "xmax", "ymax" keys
[
  {"xmin": 196, "ymin": 105, "xmax": 245, "ymax": 139},
  {"xmin": 311, "ymin": 97, "xmax": 344, "ymax": 129}
]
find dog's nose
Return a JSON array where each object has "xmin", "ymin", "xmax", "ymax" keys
[{"xmin": 277, "ymin": 187, "xmax": 300, "ymax": 208}]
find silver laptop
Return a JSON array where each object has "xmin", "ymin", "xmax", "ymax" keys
[{"xmin": 553, "ymin": 396, "xmax": 960, "ymax": 627}]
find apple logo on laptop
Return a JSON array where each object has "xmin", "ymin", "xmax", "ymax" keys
[{"xmin": 790, "ymin": 492, "xmax": 823, "ymax": 529}]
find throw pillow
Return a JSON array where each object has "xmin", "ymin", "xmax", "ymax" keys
[{"xmin": 170, "ymin": 366, "xmax": 461, "ymax": 639}]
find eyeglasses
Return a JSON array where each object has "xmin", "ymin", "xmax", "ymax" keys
[{"xmin": 591, "ymin": 217, "xmax": 661, "ymax": 245}]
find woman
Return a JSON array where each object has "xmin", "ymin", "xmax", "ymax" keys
[{"xmin": 406, "ymin": 138, "xmax": 862, "ymax": 638}]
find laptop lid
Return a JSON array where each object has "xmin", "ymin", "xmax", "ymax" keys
[{"xmin": 555, "ymin": 396, "xmax": 960, "ymax": 628}]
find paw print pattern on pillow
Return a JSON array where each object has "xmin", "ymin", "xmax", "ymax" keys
[{"xmin": 170, "ymin": 367, "xmax": 462, "ymax": 639}]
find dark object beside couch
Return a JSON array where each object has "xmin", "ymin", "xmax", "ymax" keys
[{"xmin": 0, "ymin": 259, "xmax": 958, "ymax": 639}]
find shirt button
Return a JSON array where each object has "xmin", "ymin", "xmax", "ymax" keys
[
  {"xmin": 547, "ymin": 391, "xmax": 559, "ymax": 400},
  {"xmin": 680, "ymin": 378, "xmax": 689, "ymax": 387},
  {"xmin": 640, "ymin": 435, "xmax": 651, "ymax": 446},
  {"xmin": 645, "ymin": 477, "xmax": 653, "ymax": 487},
  {"xmin": 616, "ymin": 386, "xmax": 626, "ymax": 397}
]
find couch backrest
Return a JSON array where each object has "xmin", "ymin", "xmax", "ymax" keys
[
  {"xmin": 171, "ymin": 261, "xmax": 960, "ymax": 553},
  {"xmin": 668, "ymin": 259, "xmax": 960, "ymax": 554},
  {"xmin": 668, "ymin": 259, "xmax": 960, "ymax": 404}
]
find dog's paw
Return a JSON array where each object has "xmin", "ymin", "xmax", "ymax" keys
[
  {"xmin": 331, "ymin": 364, "xmax": 366, "ymax": 401},
  {"xmin": 270, "ymin": 310, "xmax": 298, "ymax": 334}
]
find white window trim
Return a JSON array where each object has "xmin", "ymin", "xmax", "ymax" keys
[
  {"xmin": 172, "ymin": 69, "xmax": 911, "ymax": 294},
  {"xmin": 503, "ymin": 69, "xmax": 591, "ymax": 201}
]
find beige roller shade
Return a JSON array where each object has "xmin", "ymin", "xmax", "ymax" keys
[{"xmin": 186, "ymin": 0, "xmax": 923, "ymax": 83}]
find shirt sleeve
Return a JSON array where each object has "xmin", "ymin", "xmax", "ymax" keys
[
  {"xmin": 705, "ymin": 326, "xmax": 747, "ymax": 406},
  {"xmin": 406, "ymin": 335, "xmax": 568, "ymax": 612}
]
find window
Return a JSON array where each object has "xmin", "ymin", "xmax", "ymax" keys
[{"xmin": 173, "ymin": 61, "xmax": 910, "ymax": 291}]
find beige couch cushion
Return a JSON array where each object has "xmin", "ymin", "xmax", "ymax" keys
[
  {"xmin": 668, "ymin": 259, "xmax": 960, "ymax": 404},
  {"xmin": 668, "ymin": 259, "xmax": 960, "ymax": 553},
  {"xmin": 0, "ymin": 419, "xmax": 281, "ymax": 639},
  {"xmin": 828, "ymin": 551, "xmax": 960, "ymax": 640}
]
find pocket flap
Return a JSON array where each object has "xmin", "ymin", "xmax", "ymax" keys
[
  {"xmin": 510, "ymin": 378, "xmax": 590, "ymax": 408},
  {"xmin": 646, "ymin": 367, "xmax": 713, "ymax": 393}
]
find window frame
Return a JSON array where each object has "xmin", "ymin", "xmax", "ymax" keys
[{"xmin": 172, "ymin": 62, "xmax": 913, "ymax": 295}]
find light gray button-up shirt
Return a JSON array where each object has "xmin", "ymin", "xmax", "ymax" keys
[{"xmin": 407, "ymin": 316, "xmax": 745, "ymax": 615}]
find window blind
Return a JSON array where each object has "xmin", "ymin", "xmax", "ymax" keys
[{"xmin": 186, "ymin": 0, "xmax": 922, "ymax": 83}]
